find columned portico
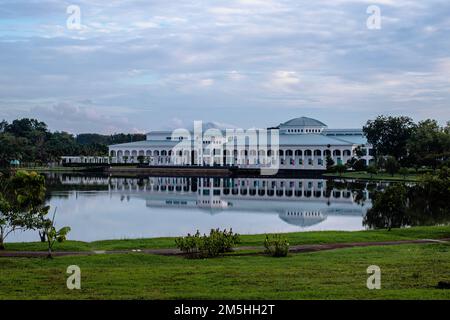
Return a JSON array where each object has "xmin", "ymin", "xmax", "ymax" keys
[{"xmin": 103, "ymin": 117, "xmax": 374, "ymax": 170}]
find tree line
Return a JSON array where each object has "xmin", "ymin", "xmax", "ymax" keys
[
  {"xmin": 325, "ymin": 116, "xmax": 450, "ymax": 175},
  {"xmin": 0, "ymin": 118, "xmax": 146, "ymax": 167},
  {"xmin": 363, "ymin": 116, "xmax": 450, "ymax": 170}
]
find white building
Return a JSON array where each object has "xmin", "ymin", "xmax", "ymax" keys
[{"xmin": 103, "ymin": 117, "xmax": 373, "ymax": 170}]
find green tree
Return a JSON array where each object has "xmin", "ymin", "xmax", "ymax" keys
[
  {"xmin": 385, "ymin": 156, "xmax": 400, "ymax": 176},
  {"xmin": 0, "ymin": 171, "xmax": 47, "ymax": 249},
  {"xmin": 44, "ymin": 132, "xmax": 79, "ymax": 161},
  {"xmin": 363, "ymin": 184, "xmax": 409, "ymax": 231},
  {"xmin": 0, "ymin": 133, "xmax": 27, "ymax": 167},
  {"xmin": 367, "ymin": 165, "xmax": 377, "ymax": 178},
  {"xmin": 347, "ymin": 157, "xmax": 367, "ymax": 171},
  {"xmin": 137, "ymin": 155, "xmax": 146, "ymax": 164},
  {"xmin": 399, "ymin": 167, "xmax": 409, "ymax": 179},
  {"xmin": 334, "ymin": 164, "xmax": 347, "ymax": 177},
  {"xmin": 354, "ymin": 145, "xmax": 366, "ymax": 158},
  {"xmin": 407, "ymin": 119, "xmax": 450, "ymax": 169},
  {"xmin": 326, "ymin": 155, "xmax": 335, "ymax": 171},
  {"xmin": 363, "ymin": 115, "xmax": 416, "ymax": 162}
]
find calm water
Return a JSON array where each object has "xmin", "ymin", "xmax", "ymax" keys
[{"xmin": 9, "ymin": 173, "xmax": 380, "ymax": 242}]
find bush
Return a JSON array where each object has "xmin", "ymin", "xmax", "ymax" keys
[
  {"xmin": 175, "ymin": 228, "xmax": 240, "ymax": 259},
  {"xmin": 264, "ymin": 234, "xmax": 289, "ymax": 257}
]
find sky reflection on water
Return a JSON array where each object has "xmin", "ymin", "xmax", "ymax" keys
[{"xmin": 8, "ymin": 174, "xmax": 373, "ymax": 242}]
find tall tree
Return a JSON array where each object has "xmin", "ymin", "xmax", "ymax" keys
[
  {"xmin": 407, "ymin": 119, "xmax": 450, "ymax": 169},
  {"xmin": 363, "ymin": 115, "xmax": 416, "ymax": 161}
]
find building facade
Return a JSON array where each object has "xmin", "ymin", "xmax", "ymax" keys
[
  {"xmin": 105, "ymin": 117, "xmax": 374, "ymax": 170},
  {"xmin": 60, "ymin": 117, "xmax": 373, "ymax": 170}
]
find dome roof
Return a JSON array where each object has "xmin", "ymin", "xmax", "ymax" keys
[{"xmin": 280, "ymin": 117, "xmax": 327, "ymax": 127}]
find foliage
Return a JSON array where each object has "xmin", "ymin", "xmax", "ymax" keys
[
  {"xmin": 325, "ymin": 154, "xmax": 335, "ymax": 170},
  {"xmin": 40, "ymin": 208, "xmax": 71, "ymax": 258},
  {"xmin": 399, "ymin": 167, "xmax": 409, "ymax": 179},
  {"xmin": 333, "ymin": 164, "xmax": 347, "ymax": 176},
  {"xmin": 175, "ymin": 228, "xmax": 240, "ymax": 258},
  {"xmin": 363, "ymin": 183, "xmax": 409, "ymax": 231},
  {"xmin": 363, "ymin": 116, "xmax": 450, "ymax": 169},
  {"xmin": 0, "ymin": 118, "xmax": 146, "ymax": 166},
  {"xmin": 406, "ymin": 119, "xmax": 450, "ymax": 169},
  {"xmin": 363, "ymin": 115, "xmax": 416, "ymax": 161},
  {"xmin": 364, "ymin": 169, "xmax": 450, "ymax": 230},
  {"xmin": 137, "ymin": 155, "xmax": 146, "ymax": 164},
  {"xmin": 264, "ymin": 234, "xmax": 289, "ymax": 257},
  {"xmin": 384, "ymin": 156, "xmax": 400, "ymax": 176},
  {"xmin": 367, "ymin": 165, "xmax": 378, "ymax": 178},
  {"xmin": 346, "ymin": 157, "xmax": 367, "ymax": 171},
  {"xmin": 0, "ymin": 170, "xmax": 47, "ymax": 249}
]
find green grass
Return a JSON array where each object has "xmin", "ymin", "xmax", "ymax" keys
[
  {"xmin": 4, "ymin": 226, "xmax": 450, "ymax": 252},
  {"xmin": 323, "ymin": 171, "xmax": 422, "ymax": 182},
  {"xmin": 1, "ymin": 243, "xmax": 449, "ymax": 299}
]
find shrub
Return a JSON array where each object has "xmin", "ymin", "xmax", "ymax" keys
[
  {"xmin": 175, "ymin": 228, "xmax": 240, "ymax": 259},
  {"xmin": 264, "ymin": 234, "xmax": 289, "ymax": 257}
]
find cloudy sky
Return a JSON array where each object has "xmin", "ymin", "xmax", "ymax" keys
[{"xmin": 0, "ymin": 0, "xmax": 449, "ymax": 134}]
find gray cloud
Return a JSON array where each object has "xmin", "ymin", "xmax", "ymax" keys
[{"xmin": 0, "ymin": 0, "xmax": 449, "ymax": 133}]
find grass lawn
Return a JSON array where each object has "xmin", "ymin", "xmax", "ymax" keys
[
  {"xmin": 0, "ymin": 243, "xmax": 449, "ymax": 299},
  {"xmin": 323, "ymin": 171, "xmax": 422, "ymax": 182},
  {"xmin": 3, "ymin": 226, "xmax": 450, "ymax": 252}
]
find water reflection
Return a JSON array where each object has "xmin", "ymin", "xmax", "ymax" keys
[
  {"xmin": 5, "ymin": 173, "xmax": 386, "ymax": 242},
  {"xmin": 7, "ymin": 173, "xmax": 377, "ymax": 242}
]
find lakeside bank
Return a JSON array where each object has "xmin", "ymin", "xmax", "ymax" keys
[{"xmin": 1, "ymin": 226, "xmax": 449, "ymax": 300}]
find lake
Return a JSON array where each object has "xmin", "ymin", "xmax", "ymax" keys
[{"xmin": 9, "ymin": 173, "xmax": 384, "ymax": 242}]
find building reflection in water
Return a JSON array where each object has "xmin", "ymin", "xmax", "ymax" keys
[{"xmin": 53, "ymin": 175, "xmax": 373, "ymax": 228}]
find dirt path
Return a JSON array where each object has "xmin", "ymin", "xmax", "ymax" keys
[{"xmin": 0, "ymin": 238, "xmax": 448, "ymax": 258}]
